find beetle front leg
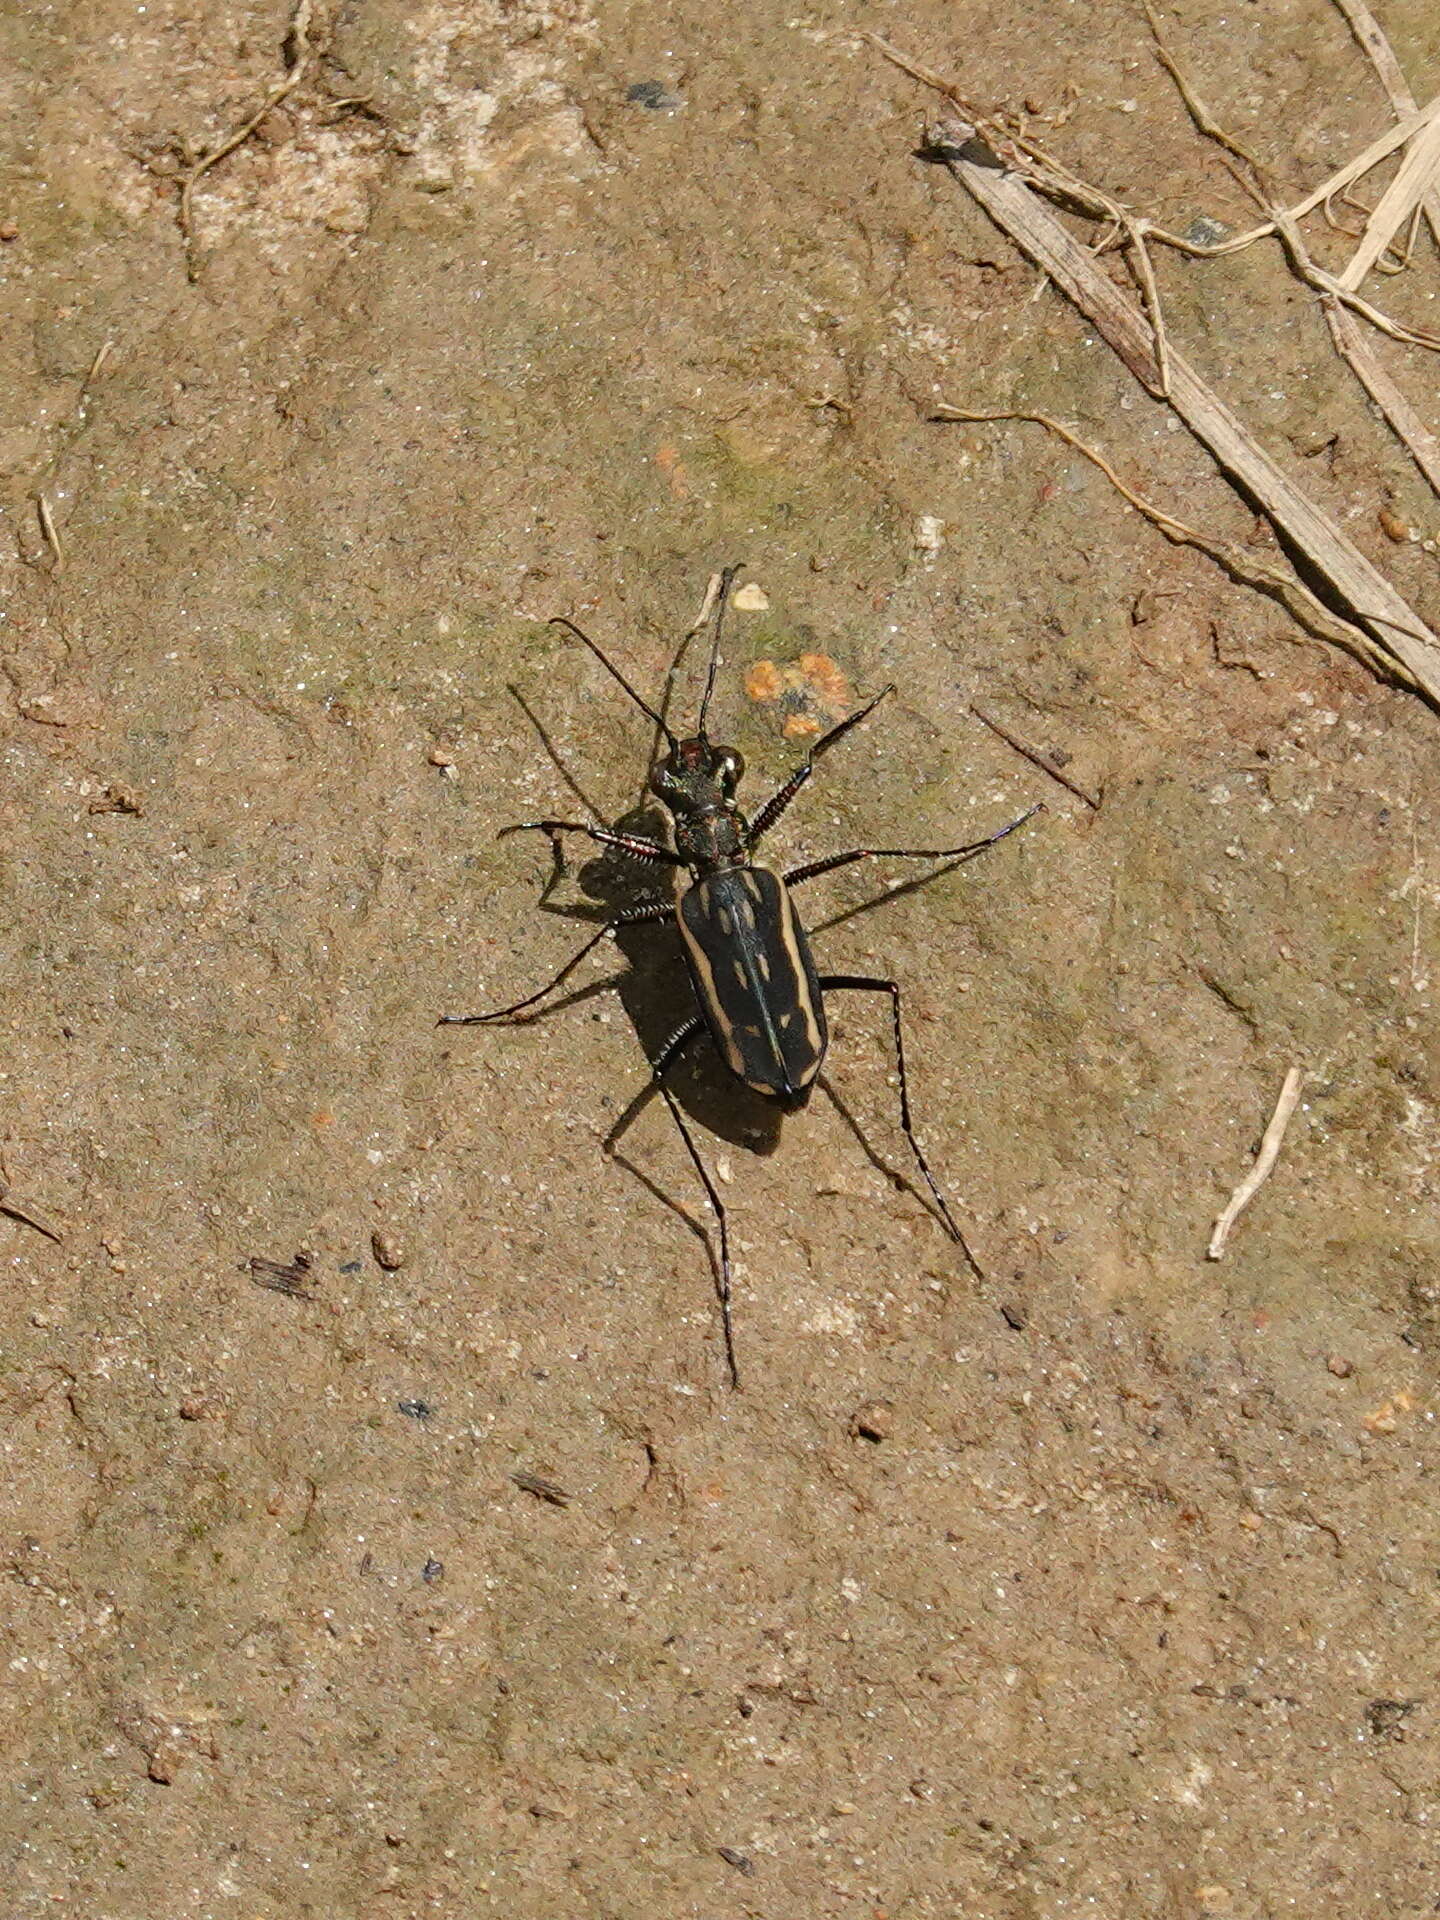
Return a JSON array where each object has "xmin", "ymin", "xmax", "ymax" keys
[
  {"xmin": 820, "ymin": 973, "xmax": 984, "ymax": 1282},
  {"xmin": 502, "ymin": 819, "xmax": 683, "ymax": 867},
  {"xmin": 745, "ymin": 685, "xmax": 894, "ymax": 849},
  {"xmin": 438, "ymin": 901, "xmax": 673, "ymax": 1026}
]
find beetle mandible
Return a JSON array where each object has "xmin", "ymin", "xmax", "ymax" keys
[{"xmin": 440, "ymin": 567, "xmax": 1038, "ymax": 1386}]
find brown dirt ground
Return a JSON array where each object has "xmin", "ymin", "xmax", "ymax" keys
[{"xmin": 3, "ymin": 2, "xmax": 1440, "ymax": 1914}]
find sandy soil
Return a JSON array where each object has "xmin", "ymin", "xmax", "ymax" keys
[{"xmin": 3, "ymin": 1, "xmax": 1440, "ymax": 1914}]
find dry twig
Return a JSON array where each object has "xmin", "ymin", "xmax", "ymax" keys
[
  {"xmin": 1336, "ymin": 94, "xmax": 1440, "ymax": 290},
  {"xmin": 968, "ymin": 705, "xmax": 1099, "ymax": 810},
  {"xmin": 922, "ymin": 117, "xmax": 1440, "ymax": 701},
  {"xmin": 933, "ymin": 406, "xmax": 1415, "ymax": 686},
  {"xmin": 1332, "ymin": 0, "xmax": 1440, "ymax": 249},
  {"xmin": 1325, "ymin": 299, "xmax": 1440, "ymax": 500},
  {"xmin": 868, "ymin": 29, "xmax": 1428, "ymax": 262},
  {"xmin": 1139, "ymin": 12, "xmax": 1440, "ymax": 346},
  {"xmin": 1140, "ymin": 0, "xmax": 1264, "ymax": 174},
  {"xmin": 1208, "ymin": 1067, "xmax": 1306, "ymax": 1259},
  {"xmin": 511, "ymin": 1471, "xmax": 571, "ymax": 1507},
  {"xmin": 686, "ymin": 570, "xmax": 724, "ymax": 638},
  {"xmin": 248, "ymin": 1249, "xmax": 316, "ymax": 1298},
  {"xmin": 179, "ymin": 0, "xmax": 316, "ymax": 281},
  {"xmin": 0, "ymin": 1176, "xmax": 64, "ymax": 1244},
  {"xmin": 34, "ymin": 496, "xmax": 62, "ymax": 573}
]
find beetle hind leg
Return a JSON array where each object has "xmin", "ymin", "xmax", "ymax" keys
[
  {"xmin": 820, "ymin": 973, "xmax": 985, "ymax": 1282},
  {"xmin": 438, "ymin": 900, "xmax": 672, "ymax": 1026},
  {"xmin": 604, "ymin": 1016, "xmax": 741, "ymax": 1390}
]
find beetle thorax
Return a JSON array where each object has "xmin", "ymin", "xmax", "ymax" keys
[{"xmin": 673, "ymin": 805, "xmax": 748, "ymax": 870}]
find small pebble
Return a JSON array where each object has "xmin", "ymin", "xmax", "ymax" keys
[
  {"xmin": 1378, "ymin": 507, "xmax": 1412, "ymax": 543},
  {"xmin": 372, "ymin": 1231, "xmax": 405, "ymax": 1270},
  {"xmin": 1184, "ymin": 215, "xmax": 1230, "ymax": 248},
  {"xmin": 849, "ymin": 1400, "xmax": 894, "ymax": 1442},
  {"xmin": 87, "ymin": 782, "xmax": 144, "ymax": 816},
  {"xmin": 625, "ymin": 80, "xmax": 685, "ymax": 111},
  {"xmin": 0, "ymin": 222, "xmax": 17, "ymax": 243},
  {"xmin": 427, "ymin": 745, "xmax": 455, "ymax": 769},
  {"xmin": 1327, "ymin": 1354, "xmax": 1353, "ymax": 1378},
  {"xmin": 731, "ymin": 581, "xmax": 769, "ymax": 612},
  {"xmin": 397, "ymin": 1398, "xmax": 433, "ymax": 1421},
  {"xmin": 422, "ymin": 1557, "xmax": 444, "ymax": 1583},
  {"xmin": 530, "ymin": 1795, "xmax": 578, "ymax": 1820}
]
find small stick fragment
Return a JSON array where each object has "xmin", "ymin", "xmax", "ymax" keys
[
  {"xmin": 511, "ymin": 1470, "xmax": 571, "ymax": 1507},
  {"xmin": 179, "ymin": 0, "xmax": 315, "ymax": 281},
  {"xmin": 0, "ymin": 1183, "xmax": 64, "ymax": 1243},
  {"xmin": 35, "ymin": 495, "xmax": 62, "ymax": 572},
  {"xmin": 79, "ymin": 339, "xmax": 113, "ymax": 415},
  {"xmin": 969, "ymin": 705, "xmax": 1099, "ymax": 810},
  {"xmin": 248, "ymin": 1249, "xmax": 315, "ymax": 1298},
  {"xmin": 686, "ymin": 570, "xmax": 724, "ymax": 640},
  {"xmin": 1325, "ymin": 301, "xmax": 1440, "ymax": 499},
  {"xmin": 1208, "ymin": 1067, "xmax": 1305, "ymax": 1259}
]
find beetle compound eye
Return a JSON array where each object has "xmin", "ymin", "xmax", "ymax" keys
[{"xmin": 721, "ymin": 750, "xmax": 745, "ymax": 787}]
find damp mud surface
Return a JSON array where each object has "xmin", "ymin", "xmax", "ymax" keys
[{"xmin": 3, "ymin": 3, "xmax": 1440, "ymax": 1914}]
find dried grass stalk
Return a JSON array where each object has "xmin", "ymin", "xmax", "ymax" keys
[
  {"xmin": 1208, "ymin": 1067, "xmax": 1306, "ymax": 1259},
  {"xmin": 1325, "ymin": 302, "xmax": 1440, "ymax": 498},
  {"xmin": 1337, "ymin": 95, "xmax": 1440, "ymax": 290},
  {"xmin": 925, "ymin": 112, "xmax": 1440, "ymax": 703},
  {"xmin": 1331, "ymin": 0, "xmax": 1440, "ymax": 251}
]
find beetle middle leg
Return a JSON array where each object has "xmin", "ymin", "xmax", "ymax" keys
[
  {"xmin": 605, "ymin": 1015, "xmax": 740, "ymax": 1390},
  {"xmin": 785, "ymin": 804, "xmax": 1040, "ymax": 889},
  {"xmin": 438, "ymin": 900, "xmax": 673, "ymax": 1026},
  {"xmin": 820, "ymin": 973, "xmax": 984, "ymax": 1282}
]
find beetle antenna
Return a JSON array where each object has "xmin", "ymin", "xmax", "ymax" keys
[
  {"xmin": 549, "ymin": 615, "xmax": 677, "ymax": 750},
  {"xmin": 696, "ymin": 563, "xmax": 743, "ymax": 741}
]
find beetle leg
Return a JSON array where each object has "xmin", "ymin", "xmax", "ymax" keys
[
  {"xmin": 655, "ymin": 1077, "xmax": 740, "ymax": 1390},
  {"xmin": 502, "ymin": 819, "xmax": 682, "ymax": 866},
  {"xmin": 819, "ymin": 973, "xmax": 984, "ymax": 1282},
  {"xmin": 437, "ymin": 901, "xmax": 672, "ymax": 1025},
  {"xmin": 785, "ymin": 804, "xmax": 1040, "ymax": 888},
  {"xmin": 745, "ymin": 685, "xmax": 894, "ymax": 848},
  {"xmin": 605, "ymin": 1016, "xmax": 741, "ymax": 1391}
]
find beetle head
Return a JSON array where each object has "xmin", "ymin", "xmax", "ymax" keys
[{"xmin": 650, "ymin": 736, "xmax": 745, "ymax": 814}]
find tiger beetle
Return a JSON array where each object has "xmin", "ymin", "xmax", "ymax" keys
[{"xmin": 440, "ymin": 568, "xmax": 1038, "ymax": 1387}]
